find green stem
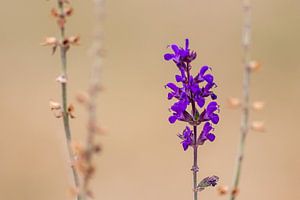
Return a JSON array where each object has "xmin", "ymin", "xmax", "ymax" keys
[
  {"xmin": 229, "ymin": 1, "xmax": 251, "ymax": 200},
  {"xmin": 57, "ymin": 1, "xmax": 81, "ymax": 200}
]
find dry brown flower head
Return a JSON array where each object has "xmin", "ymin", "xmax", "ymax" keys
[
  {"xmin": 71, "ymin": 141, "xmax": 85, "ymax": 157},
  {"xmin": 252, "ymin": 101, "xmax": 265, "ymax": 111},
  {"xmin": 49, "ymin": 100, "xmax": 61, "ymax": 110},
  {"xmin": 68, "ymin": 104, "xmax": 76, "ymax": 118},
  {"xmin": 217, "ymin": 185, "xmax": 229, "ymax": 195},
  {"xmin": 64, "ymin": 7, "xmax": 73, "ymax": 17},
  {"xmin": 41, "ymin": 37, "xmax": 58, "ymax": 46},
  {"xmin": 56, "ymin": 75, "xmax": 67, "ymax": 83},
  {"xmin": 231, "ymin": 188, "xmax": 239, "ymax": 197},
  {"xmin": 228, "ymin": 97, "xmax": 241, "ymax": 109},
  {"xmin": 76, "ymin": 92, "xmax": 90, "ymax": 104},
  {"xmin": 49, "ymin": 100, "xmax": 63, "ymax": 118},
  {"xmin": 67, "ymin": 36, "xmax": 80, "ymax": 45},
  {"xmin": 248, "ymin": 60, "xmax": 261, "ymax": 72},
  {"xmin": 251, "ymin": 121, "xmax": 265, "ymax": 132}
]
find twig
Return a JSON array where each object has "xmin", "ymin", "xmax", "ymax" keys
[
  {"xmin": 229, "ymin": 0, "xmax": 252, "ymax": 199},
  {"xmin": 57, "ymin": 0, "xmax": 81, "ymax": 200},
  {"xmin": 79, "ymin": 0, "xmax": 105, "ymax": 199}
]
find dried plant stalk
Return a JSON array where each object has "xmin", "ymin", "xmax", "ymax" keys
[
  {"xmin": 45, "ymin": 1, "xmax": 81, "ymax": 199},
  {"xmin": 229, "ymin": 0, "xmax": 252, "ymax": 199},
  {"xmin": 78, "ymin": 0, "xmax": 105, "ymax": 199},
  {"xmin": 56, "ymin": 1, "xmax": 81, "ymax": 196}
]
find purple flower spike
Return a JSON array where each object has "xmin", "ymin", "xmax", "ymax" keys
[
  {"xmin": 164, "ymin": 39, "xmax": 220, "ymax": 149},
  {"xmin": 164, "ymin": 39, "xmax": 220, "ymax": 197}
]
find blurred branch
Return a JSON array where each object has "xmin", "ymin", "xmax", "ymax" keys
[
  {"xmin": 229, "ymin": 0, "xmax": 252, "ymax": 199},
  {"xmin": 79, "ymin": 0, "xmax": 105, "ymax": 199}
]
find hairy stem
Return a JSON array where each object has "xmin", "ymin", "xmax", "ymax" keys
[
  {"xmin": 229, "ymin": 0, "xmax": 251, "ymax": 200},
  {"xmin": 57, "ymin": 1, "xmax": 81, "ymax": 199}
]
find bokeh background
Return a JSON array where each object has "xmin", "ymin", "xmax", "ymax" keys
[{"xmin": 0, "ymin": 0, "xmax": 299, "ymax": 200}]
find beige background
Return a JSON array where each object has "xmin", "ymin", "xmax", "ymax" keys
[{"xmin": 0, "ymin": 0, "xmax": 299, "ymax": 200}]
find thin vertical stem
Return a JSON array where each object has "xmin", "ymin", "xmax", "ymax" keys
[
  {"xmin": 192, "ymin": 125, "xmax": 198, "ymax": 200},
  {"xmin": 229, "ymin": 0, "xmax": 251, "ymax": 200},
  {"xmin": 187, "ymin": 65, "xmax": 199, "ymax": 200},
  {"xmin": 80, "ymin": 1, "xmax": 104, "ymax": 199},
  {"xmin": 57, "ymin": 1, "xmax": 81, "ymax": 199}
]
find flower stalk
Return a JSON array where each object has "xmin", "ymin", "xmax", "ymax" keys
[
  {"xmin": 77, "ymin": 0, "xmax": 105, "ymax": 199},
  {"xmin": 43, "ymin": 0, "xmax": 81, "ymax": 199},
  {"xmin": 57, "ymin": 1, "xmax": 81, "ymax": 199},
  {"xmin": 229, "ymin": 0, "xmax": 252, "ymax": 199},
  {"xmin": 164, "ymin": 39, "xmax": 220, "ymax": 200}
]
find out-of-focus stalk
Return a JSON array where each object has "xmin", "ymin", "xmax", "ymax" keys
[{"xmin": 229, "ymin": 0, "xmax": 252, "ymax": 199}]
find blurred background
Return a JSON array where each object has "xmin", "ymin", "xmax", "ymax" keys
[{"xmin": 0, "ymin": 0, "xmax": 299, "ymax": 200}]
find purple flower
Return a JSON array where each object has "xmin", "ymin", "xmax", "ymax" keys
[
  {"xmin": 198, "ymin": 122, "xmax": 216, "ymax": 145},
  {"xmin": 168, "ymin": 110, "xmax": 193, "ymax": 124},
  {"xmin": 178, "ymin": 126, "xmax": 193, "ymax": 151},
  {"xmin": 200, "ymin": 102, "xmax": 220, "ymax": 124},
  {"xmin": 164, "ymin": 39, "xmax": 220, "ymax": 149},
  {"xmin": 164, "ymin": 39, "xmax": 197, "ymax": 68},
  {"xmin": 195, "ymin": 66, "xmax": 213, "ymax": 83}
]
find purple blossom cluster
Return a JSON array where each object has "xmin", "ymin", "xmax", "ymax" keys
[{"xmin": 164, "ymin": 39, "xmax": 220, "ymax": 151}]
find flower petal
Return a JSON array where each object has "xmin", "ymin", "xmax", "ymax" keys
[
  {"xmin": 207, "ymin": 133, "xmax": 215, "ymax": 142},
  {"xmin": 203, "ymin": 122, "xmax": 213, "ymax": 133},
  {"xmin": 165, "ymin": 83, "xmax": 178, "ymax": 91},
  {"xmin": 169, "ymin": 115, "xmax": 177, "ymax": 124},
  {"xmin": 164, "ymin": 53, "xmax": 174, "ymax": 61},
  {"xmin": 167, "ymin": 93, "xmax": 173, "ymax": 100},
  {"xmin": 207, "ymin": 102, "xmax": 218, "ymax": 115},
  {"xmin": 199, "ymin": 66, "xmax": 209, "ymax": 76},
  {"xmin": 211, "ymin": 93, "xmax": 217, "ymax": 100},
  {"xmin": 182, "ymin": 141, "xmax": 189, "ymax": 151},
  {"xmin": 175, "ymin": 75, "xmax": 183, "ymax": 82},
  {"xmin": 196, "ymin": 97, "xmax": 205, "ymax": 108},
  {"xmin": 210, "ymin": 113, "xmax": 219, "ymax": 124},
  {"xmin": 204, "ymin": 74, "xmax": 214, "ymax": 84},
  {"xmin": 171, "ymin": 44, "xmax": 179, "ymax": 53},
  {"xmin": 185, "ymin": 38, "xmax": 189, "ymax": 50}
]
